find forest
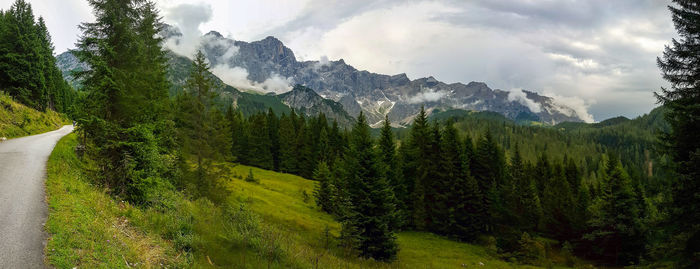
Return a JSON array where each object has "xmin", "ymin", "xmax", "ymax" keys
[{"xmin": 0, "ymin": 0, "xmax": 698, "ymax": 268}]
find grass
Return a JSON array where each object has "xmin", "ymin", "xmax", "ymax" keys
[
  {"xmin": 0, "ymin": 91, "xmax": 69, "ymax": 138},
  {"xmin": 45, "ymin": 134, "xmax": 185, "ymax": 268},
  {"xmin": 46, "ymin": 135, "xmax": 547, "ymax": 268},
  {"xmin": 225, "ymin": 164, "xmax": 540, "ymax": 268}
]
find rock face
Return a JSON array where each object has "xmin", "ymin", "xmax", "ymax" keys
[
  {"xmin": 56, "ymin": 51, "xmax": 89, "ymax": 89},
  {"xmin": 278, "ymin": 85, "xmax": 355, "ymax": 127},
  {"xmin": 55, "ymin": 49, "xmax": 355, "ymax": 126},
  {"xmin": 189, "ymin": 30, "xmax": 586, "ymax": 126}
]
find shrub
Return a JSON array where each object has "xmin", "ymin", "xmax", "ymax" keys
[{"xmin": 245, "ymin": 168, "xmax": 257, "ymax": 183}]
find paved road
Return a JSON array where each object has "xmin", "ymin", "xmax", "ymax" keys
[{"xmin": 0, "ymin": 125, "xmax": 73, "ymax": 268}]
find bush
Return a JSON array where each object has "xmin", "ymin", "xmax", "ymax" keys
[
  {"xmin": 517, "ymin": 232, "xmax": 546, "ymax": 264},
  {"xmin": 245, "ymin": 168, "xmax": 258, "ymax": 183}
]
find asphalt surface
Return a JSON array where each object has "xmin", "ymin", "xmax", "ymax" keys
[{"xmin": 0, "ymin": 125, "xmax": 73, "ymax": 268}]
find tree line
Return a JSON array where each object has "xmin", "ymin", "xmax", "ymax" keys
[
  {"xmin": 0, "ymin": 0, "xmax": 75, "ymax": 112},
  {"xmin": 227, "ymin": 105, "xmax": 652, "ymax": 264}
]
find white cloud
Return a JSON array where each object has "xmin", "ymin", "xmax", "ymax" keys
[
  {"xmin": 545, "ymin": 92, "xmax": 595, "ymax": 123},
  {"xmin": 163, "ymin": 3, "xmax": 213, "ymax": 57},
  {"xmin": 210, "ymin": 65, "xmax": 293, "ymax": 94},
  {"xmin": 508, "ymin": 89, "xmax": 542, "ymax": 113},
  {"xmin": 406, "ymin": 88, "xmax": 448, "ymax": 104}
]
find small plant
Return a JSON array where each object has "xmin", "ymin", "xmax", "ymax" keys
[
  {"xmin": 301, "ymin": 189, "xmax": 310, "ymax": 203},
  {"xmin": 245, "ymin": 168, "xmax": 257, "ymax": 183}
]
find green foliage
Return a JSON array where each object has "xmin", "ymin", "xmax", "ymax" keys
[
  {"xmin": 313, "ymin": 162, "xmax": 336, "ymax": 214},
  {"xmin": 584, "ymin": 158, "xmax": 646, "ymax": 265},
  {"xmin": 0, "ymin": 91, "xmax": 69, "ymax": 137},
  {"xmin": 245, "ymin": 168, "xmax": 258, "ymax": 183},
  {"xmin": 655, "ymin": 1, "xmax": 700, "ymax": 266},
  {"xmin": 341, "ymin": 112, "xmax": 398, "ymax": 261},
  {"xmin": 175, "ymin": 50, "xmax": 232, "ymax": 203},
  {"xmin": 0, "ymin": 0, "xmax": 75, "ymax": 112}
]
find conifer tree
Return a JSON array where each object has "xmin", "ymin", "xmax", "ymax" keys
[
  {"xmin": 511, "ymin": 144, "xmax": 542, "ymax": 232},
  {"xmin": 341, "ymin": 112, "xmax": 398, "ymax": 261},
  {"xmin": 175, "ymin": 50, "xmax": 229, "ymax": 202},
  {"xmin": 267, "ymin": 108, "xmax": 281, "ymax": 170},
  {"xmin": 313, "ymin": 162, "xmax": 336, "ymax": 214},
  {"xmin": 585, "ymin": 159, "xmax": 644, "ymax": 265},
  {"xmin": 247, "ymin": 113, "xmax": 273, "ymax": 169},
  {"xmin": 405, "ymin": 106, "xmax": 432, "ymax": 230},
  {"xmin": 74, "ymin": 0, "xmax": 171, "ymax": 201},
  {"xmin": 656, "ymin": 1, "xmax": 700, "ymax": 264},
  {"xmin": 378, "ymin": 115, "xmax": 405, "ymax": 230},
  {"xmin": 278, "ymin": 113, "xmax": 297, "ymax": 173}
]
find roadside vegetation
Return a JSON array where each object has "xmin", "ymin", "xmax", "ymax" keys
[{"xmin": 0, "ymin": 91, "xmax": 69, "ymax": 138}]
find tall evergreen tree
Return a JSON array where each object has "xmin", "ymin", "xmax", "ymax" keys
[
  {"xmin": 278, "ymin": 113, "xmax": 298, "ymax": 173},
  {"xmin": 174, "ymin": 51, "xmax": 229, "ymax": 202},
  {"xmin": 656, "ymin": 1, "xmax": 700, "ymax": 265},
  {"xmin": 584, "ymin": 159, "xmax": 644, "ymax": 265},
  {"xmin": 73, "ymin": 0, "xmax": 171, "ymax": 201},
  {"xmin": 313, "ymin": 161, "xmax": 336, "ymax": 214},
  {"xmin": 511, "ymin": 144, "xmax": 542, "ymax": 232},
  {"xmin": 378, "ymin": 115, "xmax": 405, "ymax": 230},
  {"xmin": 341, "ymin": 112, "xmax": 398, "ymax": 261},
  {"xmin": 405, "ymin": 106, "xmax": 432, "ymax": 230}
]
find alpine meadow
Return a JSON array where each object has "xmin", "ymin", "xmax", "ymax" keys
[{"xmin": 1, "ymin": 0, "xmax": 699, "ymax": 268}]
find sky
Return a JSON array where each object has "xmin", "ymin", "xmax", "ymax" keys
[{"xmin": 0, "ymin": 0, "xmax": 677, "ymax": 121}]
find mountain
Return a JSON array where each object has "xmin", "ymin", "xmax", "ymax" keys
[
  {"xmin": 190, "ymin": 30, "xmax": 587, "ymax": 126},
  {"xmin": 55, "ymin": 50, "xmax": 355, "ymax": 126}
]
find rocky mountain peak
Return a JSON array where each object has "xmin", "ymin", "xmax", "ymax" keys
[
  {"xmin": 204, "ymin": 30, "xmax": 223, "ymax": 38},
  {"xmin": 163, "ymin": 25, "xmax": 588, "ymax": 125}
]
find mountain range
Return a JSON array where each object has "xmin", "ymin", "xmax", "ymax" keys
[{"xmin": 56, "ymin": 26, "xmax": 590, "ymax": 127}]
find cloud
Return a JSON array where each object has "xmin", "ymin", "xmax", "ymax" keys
[
  {"xmin": 406, "ymin": 88, "xmax": 448, "ymax": 104},
  {"xmin": 508, "ymin": 89, "xmax": 542, "ymax": 113},
  {"xmin": 313, "ymin": 55, "xmax": 330, "ymax": 69},
  {"xmin": 545, "ymin": 92, "xmax": 595, "ymax": 123},
  {"xmin": 162, "ymin": 3, "xmax": 293, "ymax": 95},
  {"xmin": 163, "ymin": 3, "xmax": 213, "ymax": 57},
  {"xmin": 210, "ymin": 65, "xmax": 293, "ymax": 94},
  {"xmin": 269, "ymin": 0, "xmax": 674, "ymax": 119}
]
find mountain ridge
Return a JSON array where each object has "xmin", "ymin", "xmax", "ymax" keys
[{"xmin": 187, "ymin": 30, "xmax": 587, "ymax": 126}]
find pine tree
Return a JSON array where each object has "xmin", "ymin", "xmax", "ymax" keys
[
  {"xmin": 247, "ymin": 113, "xmax": 273, "ymax": 169},
  {"xmin": 341, "ymin": 112, "xmax": 398, "ymax": 261},
  {"xmin": 584, "ymin": 159, "xmax": 644, "ymax": 265},
  {"xmin": 378, "ymin": 115, "xmax": 405, "ymax": 230},
  {"xmin": 278, "ymin": 113, "xmax": 298, "ymax": 173},
  {"xmin": 313, "ymin": 162, "xmax": 336, "ymax": 214},
  {"xmin": 295, "ymin": 121, "xmax": 315, "ymax": 179},
  {"xmin": 0, "ymin": 0, "xmax": 44, "ymax": 109},
  {"xmin": 437, "ymin": 120, "xmax": 464, "ymax": 236},
  {"xmin": 405, "ymin": 106, "xmax": 432, "ymax": 230},
  {"xmin": 175, "ymin": 50, "xmax": 229, "ymax": 202},
  {"xmin": 473, "ymin": 131, "xmax": 506, "ymax": 232},
  {"xmin": 267, "ymin": 108, "xmax": 281, "ymax": 171},
  {"xmin": 511, "ymin": 144, "xmax": 542, "ymax": 232},
  {"xmin": 73, "ymin": 0, "xmax": 171, "ymax": 201},
  {"xmin": 656, "ymin": 1, "xmax": 700, "ymax": 265}
]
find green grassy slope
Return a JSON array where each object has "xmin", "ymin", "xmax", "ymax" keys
[
  {"xmin": 226, "ymin": 164, "xmax": 536, "ymax": 268},
  {"xmin": 45, "ymin": 134, "xmax": 185, "ymax": 268},
  {"xmin": 45, "ymin": 134, "xmax": 541, "ymax": 268},
  {"xmin": 0, "ymin": 92, "xmax": 69, "ymax": 138}
]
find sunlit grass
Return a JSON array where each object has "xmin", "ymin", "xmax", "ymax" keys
[{"xmin": 0, "ymin": 91, "xmax": 69, "ymax": 138}]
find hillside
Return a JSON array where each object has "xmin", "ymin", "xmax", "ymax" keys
[
  {"xmin": 0, "ymin": 91, "xmax": 69, "ymax": 138},
  {"xmin": 45, "ymin": 134, "xmax": 556, "ymax": 268}
]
